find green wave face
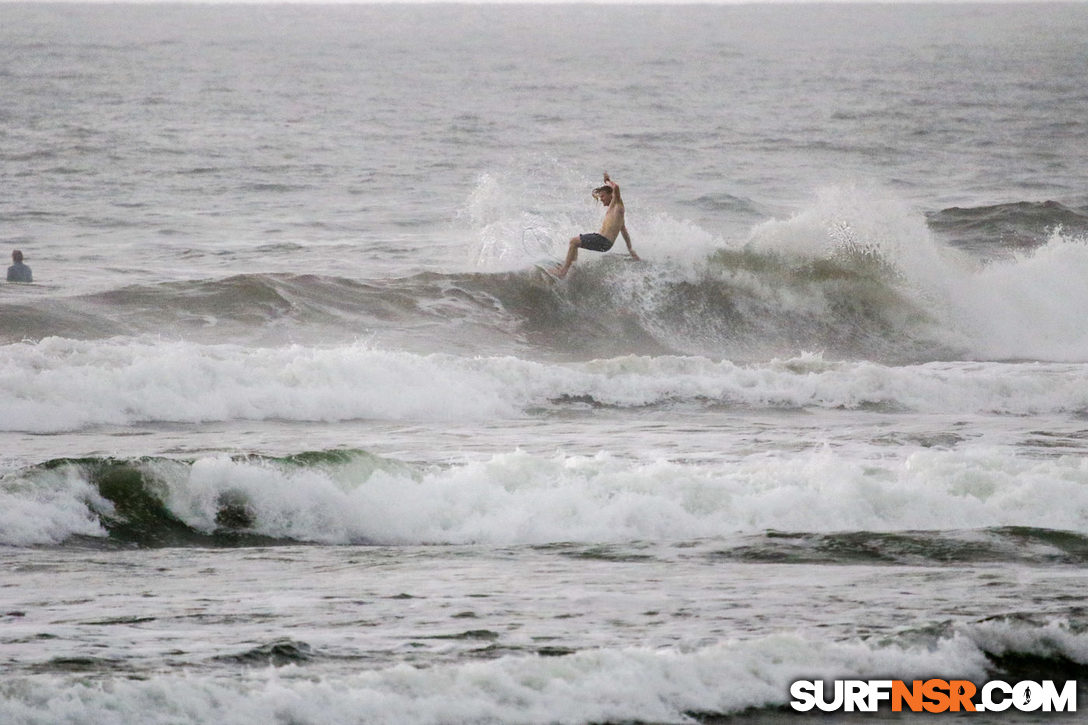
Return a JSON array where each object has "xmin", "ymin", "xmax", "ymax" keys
[{"xmin": 20, "ymin": 451, "xmax": 413, "ymax": 548}]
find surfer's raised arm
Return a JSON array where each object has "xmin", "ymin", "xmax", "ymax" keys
[{"xmin": 603, "ymin": 173, "xmax": 622, "ymax": 206}]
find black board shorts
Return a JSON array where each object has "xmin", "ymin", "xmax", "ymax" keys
[{"xmin": 579, "ymin": 233, "xmax": 614, "ymax": 252}]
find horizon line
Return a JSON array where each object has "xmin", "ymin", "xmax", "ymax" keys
[{"xmin": 3, "ymin": 0, "xmax": 1085, "ymax": 5}]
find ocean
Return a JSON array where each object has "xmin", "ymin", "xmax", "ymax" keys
[{"xmin": 2, "ymin": 2, "xmax": 1088, "ymax": 722}]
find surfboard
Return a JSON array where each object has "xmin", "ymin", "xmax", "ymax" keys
[{"xmin": 533, "ymin": 262, "xmax": 562, "ymax": 284}]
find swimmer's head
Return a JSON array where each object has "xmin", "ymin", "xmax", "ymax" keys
[
  {"xmin": 592, "ymin": 185, "xmax": 612, "ymax": 204},
  {"xmin": 12, "ymin": 250, "xmax": 23, "ymax": 263}
]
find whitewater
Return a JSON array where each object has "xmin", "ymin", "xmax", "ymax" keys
[{"xmin": 3, "ymin": 3, "xmax": 1088, "ymax": 724}]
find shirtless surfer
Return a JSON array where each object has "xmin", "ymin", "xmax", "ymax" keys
[{"xmin": 553, "ymin": 173, "xmax": 639, "ymax": 278}]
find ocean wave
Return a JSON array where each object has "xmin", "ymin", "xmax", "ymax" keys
[
  {"xmin": 0, "ymin": 254, "xmax": 935, "ymax": 362},
  {"xmin": 0, "ymin": 274, "xmax": 445, "ymax": 346},
  {"xmin": 1, "ymin": 620, "xmax": 1084, "ymax": 724},
  {"xmin": 927, "ymin": 200, "xmax": 1088, "ymax": 254},
  {"xmin": 446, "ymin": 186, "xmax": 1088, "ymax": 362},
  {"xmin": 740, "ymin": 187, "xmax": 1088, "ymax": 362},
  {"xmin": 3, "ymin": 340, "xmax": 1088, "ymax": 433},
  {"xmin": 705, "ymin": 527, "xmax": 1088, "ymax": 567},
  {"xmin": 3, "ymin": 189, "xmax": 1087, "ymax": 363},
  {"xmin": 5, "ymin": 447, "xmax": 1088, "ymax": 548}
]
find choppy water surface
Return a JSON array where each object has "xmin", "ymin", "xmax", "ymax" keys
[{"xmin": 2, "ymin": 4, "xmax": 1088, "ymax": 723}]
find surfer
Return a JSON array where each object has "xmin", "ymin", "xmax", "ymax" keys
[{"xmin": 553, "ymin": 173, "xmax": 639, "ymax": 278}]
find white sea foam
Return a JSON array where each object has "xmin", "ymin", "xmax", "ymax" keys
[
  {"xmin": 746, "ymin": 186, "xmax": 1088, "ymax": 362},
  {"xmin": 0, "ymin": 468, "xmax": 107, "ymax": 546},
  {"xmin": 466, "ymin": 165, "xmax": 604, "ymax": 271},
  {"xmin": 3, "ymin": 338, "xmax": 1088, "ymax": 434},
  {"xmin": 966, "ymin": 617, "xmax": 1088, "ymax": 665},
  {"xmin": 6, "ymin": 445, "xmax": 1088, "ymax": 547},
  {"xmin": 464, "ymin": 177, "xmax": 1088, "ymax": 362},
  {"xmin": 465, "ymin": 162, "xmax": 727, "ymax": 276},
  {"xmin": 7, "ymin": 623, "xmax": 1076, "ymax": 725},
  {"xmin": 946, "ymin": 229, "xmax": 1088, "ymax": 361},
  {"xmin": 141, "ymin": 448, "xmax": 1088, "ymax": 544}
]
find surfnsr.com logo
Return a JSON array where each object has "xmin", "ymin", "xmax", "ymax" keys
[{"xmin": 790, "ymin": 679, "xmax": 1077, "ymax": 713}]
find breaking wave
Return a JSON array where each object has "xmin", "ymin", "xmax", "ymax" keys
[
  {"xmin": 2, "ymin": 188, "xmax": 1086, "ymax": 363},
  {"xmin": 2, "ymin": 619, "xmax": 1086, "ymax": 724},
  {"xmin": 2, "ymin": 339, "xmax": 1088, "ymax": 434},
  {"xmin": 5, "ymin": 447, "xmax": 1088, "ymax": 548}
]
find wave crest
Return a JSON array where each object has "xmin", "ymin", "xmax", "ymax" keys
[
  {"xmin": 6, "ymin": 447, "xmax": 1088, "ymax": 548},
  {"xmin": 2, "ymin": 620, "xmax": 1085, "ymax": 723}
]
